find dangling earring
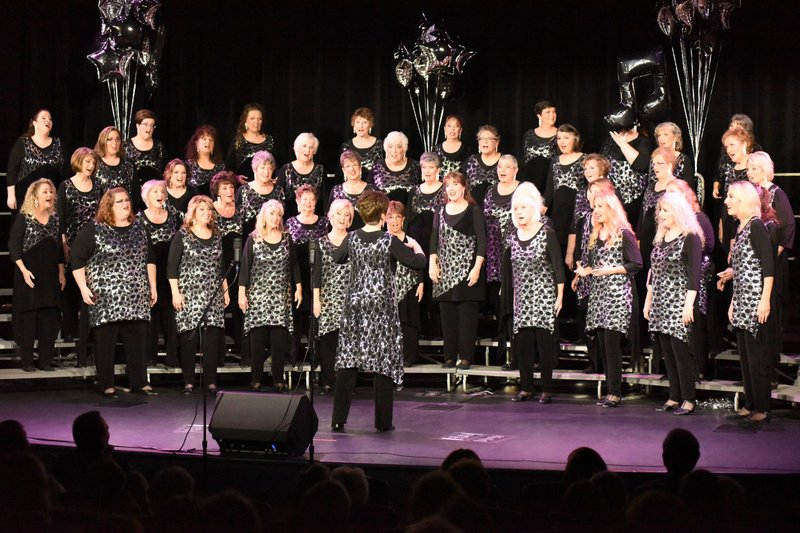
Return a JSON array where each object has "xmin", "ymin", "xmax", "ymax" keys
[
  {"xmin": 369, "ymin": 127, "xmax": 372, "ymax": 134},
  {"xmin": 34, "ymin": 199, "xmax": 39, "ymax": 208}
]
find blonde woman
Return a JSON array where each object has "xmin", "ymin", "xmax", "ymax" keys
[
  {"xmin": 502, "ymin": 182, "xmax": 565, "ymax": 403},
  {"xmin": 9, "ymin": 179, "xmax": 65, "ymax": 371},
  {"xmin": 648, "ymin": 122, "xmax": 695, "ymax": 189},
  {"xmin": 644, "ymin": 192, "xmax": 704, "ymax": 415},
  {"xmin": 239, "ymin": 200, "xmax": 302, "ymax": 392},
  {"xmin": 167, "ymin": 196, "xmax": 229, "ymax": 395},
  {"xmin": 576, "ymin": 191, "xmax": 642, "ymax": 407}
]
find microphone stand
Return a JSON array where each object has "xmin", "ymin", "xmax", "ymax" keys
[{"xmin": 307, "ymin": 240, "xmax": 318, "ymax": 465}]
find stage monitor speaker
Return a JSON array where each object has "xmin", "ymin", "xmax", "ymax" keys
[{"xmin": 209, "ymin": 391, "xmax": 318, "ymax": 456}]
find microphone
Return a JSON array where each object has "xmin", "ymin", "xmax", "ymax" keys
[
  {"xmin": 233, "ymin": 236, "xmax": 242, "ymax": 266},
  {"xmin": 308, "ymin": 239, "xmax": 317, "ymax": 266}
]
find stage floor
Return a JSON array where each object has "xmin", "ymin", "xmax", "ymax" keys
[{"xmin": 2, "ymin": 381, "xmax": 799, "ymax": 475}]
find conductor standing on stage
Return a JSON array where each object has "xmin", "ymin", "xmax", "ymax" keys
[{"xmin": 329, "ymin": 190, "xmax": 426, "ymax": 432}]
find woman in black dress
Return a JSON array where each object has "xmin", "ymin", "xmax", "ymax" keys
[
  {"xmin": 462, "ymin": 125, "xmax": 502, "ymax": 208},
  {"xmin": 137, "ymin": 179, "xmax": 182, "ymax": 368},
  {"xmin": 724, "ymin": 181, "xmax": 775, "ymax": 424},
  {"xmin": 168, "ymin": 196, "xmax": 229, "ymax": 395},
  {"xmin": 521, "ymin": 100, "xmax": 558, "ymax": 191},
  {"xmin": 330, "ymin": 190, "xmax": 426, "ymax": 432},
  {"xmin": 368, "ymin": 131, "xmax": 420, "ymax": 208},
  {"xmin": 544, "ymin": 124, "xmax": 586, "ymax": 252},
  {"xmin": 435, "ymin": 115, "xmax": 471, "ymax": 175},
  {"xmin": 237, "ymin": 150, "xmax": 284, "ymax": 238},
  {"xmin": 186, "ymin": 125, "xmax": 225, "ymax": 198},
  {"xmin": 575, "ymin": 190, "xmax": 642, "ymax": 407},
  {"xmin": 503, "ymin": 182, "xmax": 565, "ymax": 403},
  {"xmin": 277, "ymin": 132, "xmax": 326, "ymax": 218},
  {"xmin": 6, "ymin": 109, "xmax": 64, "ymax": 210},
  {"xmin": 9, "ymin": 178, "xmax": 65, "ymax": 371},
  {"xmin": 71, "ymin": 188, "xmax": 158, "ymax": 398},
  {"xmin": 649, "ymin": 122, "xmax": 695, "ymax": 190},
  {"xmin": 430, "ymin": 172, "xmax": 487, "ymax": 369},
  {"xmin": 94, "ymin": 126, "xmax": 134, "ymax": 196},
  {"xmin": 340, "ymin": 107, "xmax": 383, "ymax": 173},
  {"xmin": 644, "ymin": 192, "xmax": 704, "ymax": 416},
  {"xmin": 328, "ymin": 150, "xmax": 373, "ymax": 230},
  {"xmin": 164, "ymin": 159, "xmax": 197, "ymax": 216},
  {"xmin": 227, "ymin": 103, "xmax": 275, "ymax": 180},
  {"xmin": 125, "ymin": 109, "xmax": 165, "ymax": 209},
  {"xmin": 285, "ymin": 184, "xmax": 329, "ymax": 365},
  {"xmin": 313, "ymin": 199, "xmax": 354, "ymax": 392},
  {"xmin": 239, "ymin": 200, "xmax": 302, "ymax": 392}
]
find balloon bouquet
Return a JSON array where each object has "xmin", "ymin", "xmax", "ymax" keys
[
  {"xmin": 656, "ymin": 0, "xmax": 740, "ymax": 169},
  {"xmin": 87, "ymin": 0, "xmax": 166, "ymax": 138},
  {"xmin": 604, "ymin": 47, "xmax": 671, "ymax": 132},
  {"xmin": 393, "ymin": 14, "xmax": 476, "ymax": 152}
]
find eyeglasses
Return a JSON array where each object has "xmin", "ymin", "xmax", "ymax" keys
[{"xmin": 477, "ymin": 137, "xmax": 498, "ymax": 142}]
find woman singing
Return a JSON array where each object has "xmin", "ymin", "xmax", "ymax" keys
[
  {"xmin": 340, "ymin": 107, "xmax": 384, "ymax": 173},
  {"xmin": 435, "ymin": 115, "xmax": 471, "ymax": 175},
  {"xmin": 94, "ymin": 126, "xmax": 134, "ymax": 196},
  {"xmin": 186, "ymin": 125, "xmax": 225, "ymax": 197},
  {"xmin": 9, "ymin": 179, "xmax": 65, "ymax": 372},
  {"xmin": 125, "ymin": 109, "xmax": 165, "ymax": 208},
  {"xmin": 644, "ymin": 192, "xmax": 704, "ymax": 416},
  {"xmin": 137, "ymin": 180, "xmax": 182, "ymax": 368},
  {"xmin": 430, "ymin": 172, "xmax": 487, "ymax": 370},
  {"xmin": 575, "ymin": 190, "xmax": 642, "ymax": 407},
  {"xmin": 716, "ymin": 126, "xmax": 752, "ymax": 248},
  {"xmin": 503, "ymin": 182, "xmax": 565, "ymax": 403},
  {"xmin": 164, "ymin": 159, "xmax": 197, "ymax": 216},
  {"xmin": 168, "ymin": 196, "xmax": 229, "ymax": 395},
  {"xmin": 368, "ymin": 131, "xmax": 420, "ymax": 207},
  {"xmin": 6, "ymin": 109, "xmax": 64, "ymax": 210},
  {"xmin": 227, "ymin": 103, "xmax": 275, "ymax": 180},
  {"xmin": 237, "ymin": 150, "xmax": 284, "ymax": 237},
  {"xmin": 648, "ymin": 122, "xmax": 695, "ymax": 189},
  {"xmin": 71, "ymin": 188, "xmax": 158, "ymax": 398},
  {"xmin": 724, "ymin": 181, "xmax": 775, "ymax": 424},
  {"xmin": 239, "ymin": 200, "xmax": 302, "ymax": 393},
  {"xmin": 462, "ymin": 125, "xmax": 502, "ymax": 208},
  {"xmin": 330, "ymin": 190, "xmax": 426, "ymax": 432},
  {"xmin": 277, "ymin": 132, "xmax": 326, "ymax": 218},
  {"xmin": 328, "ymin": 150, "xmax": 373, "ymax": 230},
  {"xmin": 544, "ymin": 124, "xmax": 586, "ymax": 252},
  {"xmin": 521, "ymin": 101, "xmax": 558, "ymax": 191},
  {"xmin": 313, "ymin": 199, "xmax": 354, "ymax": 392}
]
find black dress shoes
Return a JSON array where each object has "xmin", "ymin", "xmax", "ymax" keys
[
  {"xmin": 331, "ymin": 423, "xmax": 345, "ymax": 432},
  {"xmin": 376, "ymin": 426, "xmax": 395, "ymax": 432}
]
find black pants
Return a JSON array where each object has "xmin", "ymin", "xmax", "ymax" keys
[
  {"xmin": 62, "ymin": 274, "xmax": 91, "ymax": 365},
  {"xmin": 516, "ymin": 327, "xmax": 555, "ymax": 394},
  {"xmin": 178, "ymin": 327, "xmax": 223, "ymax": 387},
  {"xmin": 736, "ymin": 329, "xmax": 773, "ymax": 413},
  {"xmin": 597, "ymin": 328, "xmax": 623, "ymax": 397},
  {"xmin": 659, "ymin": 332, "xmax": 696, "ymax": 404},
  {"xmin": 291, "ymin": 310, "xmax": 310, "ymax": 364},
  {"xmin": 18, "ymin": 307, "xmax": 60, "ymax": 369},
  {"xmin": 401, "ymin": 324, "xmax": 419, "ymax": 365},
  {"xmin": 439, "ymin": 300, "xmax": 479, "ymax": 363},
  {"xmin": 692, "ymin": 312, "xmax": 710, "ymax": 379},
  {"xmin": 92, "ymin": 320, "xmax": 149, "ymax": 391},
  {"xmin": 147, "ymin": 305, "xmax": 178, "ymax": 367},
  {"xmin": 332, "ymin": 368, "xmax": 394, "ymax": 429},
  {"xmin": 250, "ymin": 325, "xmax": 290, "ymax": 385},
  {"xmin": 318, "ymin": 330, "xmax": 338, "ymax": 388}
]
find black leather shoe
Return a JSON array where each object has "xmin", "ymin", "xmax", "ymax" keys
[
  {"xmin": 456, "ymin": 361, "xmax": 471, "ymax": 370},
  {"xmin": 500, "ymin": 362, "xmax": 518, "ymax": 371},
  {"xmin": 745, "ymin": 412, "xmax": 771, "ymax": 423},
  {"xmin": 376, "ymin": 425, "xmax": 395, "ymax": 432},
  {"xmin": 511, "ymin": 392, "xmax": 532, "ymax": 402},
  {"xmin": 22, "ymin": 366, "xmax": 36, "ymax": 372},
  {"xmin": 539, "ymin": 394, "xmax": 552, "ymax": 404},
  {"xmin": 251, "ymin": 382, "xmax": 261, "ymax": 392},
  {"xmin": 102, "ymin": 389, "xmax": 118, "ymax": 399},
  {"xmin": 207, "ymin": 385, "xmax": 218, "ymax": 395},
  {"xmin": 441, "ymin": 360, "xmax": 455, "ymax": 368},
  {"xmin": 39, "ymin": 366, "xmax": 55, "ymax": 372},
  {"xmin": 656, "ymin": 402, "xmax": 678, "ymax": 412},
  {"xmin": 331, "ymin": 423, "xmax": 344, "ymax": 432},
  {"xmin": 138, "ymin": 388, "xmax": 159, "ymax": 396},
  {"xmin": 319, "ymin": 385, "xmax": 333, "ymax": 395},
  {"xmin": 674, "ymin": 403, "xmax": 695, "ymax": 416},
  {"xmin": 274, "ymin": 383, "xmax": 288, "ymax": 393},
  {"xmin": 601, "ymin": 398, "xmax": 620, "ymax": 408}
]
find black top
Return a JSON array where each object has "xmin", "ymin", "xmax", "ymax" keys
[
  {"xmin": 521, "ymin": 130, "xmax": 557, "ymax": 192},
  {"xmin": 6, "ymin": 136, "xmax": 65, "ymax": 186},
  {"xmin": 696, "ymin": 211, "xmax": 715, "ymax": 257},
  {"xmin": 434, "ymin": 142, "xmax": 472, "ymax": 175},
  {"xmin": 430, "ymin": 204, "xmax": 487, "ymax": 302},
  {"xmin": 340, "ymin": 138, "xmax": 384, "ymax": 173},
  {"xmin": 226, "ymin": 135, "xmax": 276, "ymax": 180},
  {"xmin": 57, "ymin": 179, "xmax": 101, "ymax": 246},
  {"xmin": 276, "ymin": 162, "xmax": 326, "ymax": 218},
  {"xmin": 9, "ymin": 213, "xmax": 64, "ymax": 312},
  {"xmin": 167, "ymin": 187, "xmax": 199, "ymax": 216},
  {"xmin": 767, "ymin": 184, "xmax": 795, "ymax": 251}
]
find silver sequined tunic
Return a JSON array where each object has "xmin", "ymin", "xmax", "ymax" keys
[
  {"xmin": 22, "ymin": 214, "xmax": 60, "ymax": 255},
  {"xmin": 236, "ymin": 184, "xmax": 284, "ymax": 229},
  {"xmin": 317, "ymin": 236, "xmax": 352, "ymax": 337},
  {"xmin": 606, "ymin": 159, "xmax": 646, "ymax": 205},
  {"xmin": 242, "ymin": 235, "xmax": 294, "ymax": 334},
  {"xmin": 336, "ymin": 232, "xmax": 404, "ymax": 385},
  {"xmin": 523, "ymin": 131, "xmax": 558, "ymax": 164},
  {"xmin": 483, "ymin": 186, "xmax": 514, "ymax": 283},
  {"xmin": 370, "ymin": 159, "xmax": 420, "ymax": 197},
  {"xmin": 731, "ymin": 218, "xmax": 763, "ymax": 337},
  {"xmin": 15, "ymin": 137, "xmax": 64, "ymax": 182},
  {"xmin": 574, "ymin": 193, "xmax": 594, "ymax": 301},
  {"xmin": 94, "ymin": 158, "xmax": 134, "ymax": 196},
  {"xmin": 173, "ymin": 229, "xmax": 225, "ymax": 333},
  {"xmin": 124, "ymin": 139, "xmax": 165, "ymax": 174},
  {"xmin": 340, "ymin": 138, "xmax": 384, "ymax": 172},
  {"xmin": 432, "ymin": 206, "xmax": 476, "ymax": 299},
  {"xmin": 188, "ymin": 160, "xmax": 225, "ymax": 191},
  {"xmin": 58, "ymin": 180, "xmax": 101, "ymax": 246},
  {"xmin": 510, "ymin": 231, "xmax": 557, "ymax": 334},
  {"xmin": 648, "ymin": 236, "xmax": 691, "ymax": 342},
  {"xmin": 463, "ymin": 154, "xmax": 498, "ymax": 191},
  {"xmin": 585, "ymin": 233, "xmax": 635, "ymax": 335},
  {"xmin": 85, "ymin": 222, "xmax": 151, "ymax": 328}
]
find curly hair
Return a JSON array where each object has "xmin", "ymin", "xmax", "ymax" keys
[
  {"xmin": 210, "ymin": 171, "xmax": 240, "ymax": 199},
  {"xmin": 182, "ymin": 195, "xmax": 217, "ymax": 233},
  {"xmin": 96, "ymin": 188, "xmax": 134, "ymax": 226},
  {"xmin": 185, "ymin": 125, "xmax": 223, "ymax": 164},
  {"xmin": 653, "ymin": 192, "xmax": 704, "ymax": 247},
  {"xmin": 20, "ymin": 178, "xmax": 56, "ymax": 216}
]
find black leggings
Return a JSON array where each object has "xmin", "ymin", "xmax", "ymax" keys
[
  {"xmin": 332, "ymin": 368, "xmax": 394, "ymax": 429},
  {"xmin": 439, "ymin": 300, "xmax": 479, "ymax": 363},
  {"xmin": 597, "ymin": 328, "xmax": 623, "ymax": 397},
  {"xmin": 92, "ymin": 320, "xmax": 149, "ymax": 391},
  {"xmin": 659, "ymin": 332, "xmax": 696, "ymax": 404},
  {"xmin": 178, "ymin": 327, "xmax": 223, "ymax": 387},
  {"xmin": 516, "ymin": 327, "xmax": 556, "ymax": 394},
  {"xmin": 317, "ymin": 330, "xmax": 338, "ymax": 388},
  {"xmin": 147, "ymin": 305, "xmax": 178, "ymax": 367},
  {"xmin": 250, "ymin": 325, "xmax": 290, "ymax": 385},
  {"xmin": 17, "ymin": 307, "xmax": 60, "ymax": 369},
  {"xmin": 737, "ymin": 329, "xmax": 773, "ymax": 413}
]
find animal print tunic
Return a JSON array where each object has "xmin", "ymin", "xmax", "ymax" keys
[
  {"xmin": 340, "ymin": 138, "xmax": 384, "ymax": 172},
  {"xmin": 607, "ymin": 159, "xmax": 646, "ymax": 205},
  {"xmin": 94, "ymin": 158, "xmax": 134, "ymax": 195},
  {"xmin": 648, "ymin": 235, "xmax": 693, "ymax": 342},
  {"xmin": 85, "ymin": 222, "xmax": 151, "ymax": 327},
  {"xmin": 58, "ymin": 179, "xmax": 101, "ymax": 246},
  {"xmin": 316, "ymin": 236, "xmax": 352, "ymax": 337},
  {"xmin": 509, "ymin": 231, "xmax": 558, "ymax": 334},
  {"xmin": 432, "ymin": 206, "xmax": 476, "ymax": 299},
  {"xmin": 585, "ymin": 230, "xmax": 639, "ymax": 334},
  {"xmin": 172, "ymin": 229, "xmax": 225, "ymax": 333},
  {"xmin": 241, "ymin": 235, "xmax": 294, "ymax": 334},
  {"xmin": 483, "ymin": 185, "xmax": 515, "ymax": 283},
  {"xmin": 731, "ymin": 218, "xmax": 765, "ymax": 337},
  {"xmin": 187, "ymin": 160, "xmax": 225, "ymax": 191}
]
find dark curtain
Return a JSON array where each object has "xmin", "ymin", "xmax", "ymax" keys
[{"xmin": 1, "ymin": 0, "xmax": 798, "ymax": 190}]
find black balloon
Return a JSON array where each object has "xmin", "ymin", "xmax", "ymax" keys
[
  {"xmin": 133, "ymin": 0, "xmax": 161, "ymax": 29},
  {"xmin": 604, "ymin": 104, "xmax": 637, "ymax": 132},
  {"xmin": 144, "ymin": 64, "xmax": 160, "ymax": 93},
  {"xmin": 657, "ymin": 6, "xmax": 676, "ymax": 37},
  {"xmin": 109, "ymin": 14, "xmax": 146, "ymax": 48},
  {"xmin": 87, "ymin": 39, "xmax": 134, "ymax": 81},
  {"xmin": 675, "ymin": 0, "xmax": 694, "ymax": 34},
  {"xmin": 98, "ymin": 0, "xmax": 130, "ymax": 23}
]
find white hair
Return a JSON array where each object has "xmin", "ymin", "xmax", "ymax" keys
[
  {"xmin": 383, "ymin": 131, "xmax": 409, "ymax": 151},
  {"xmin": 293, "ymin": 132, "xmax": 319, "ymax": 153},
  {"xmin": 511, "ymin": 182, "xmax": 543, "ymax": 228}
]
